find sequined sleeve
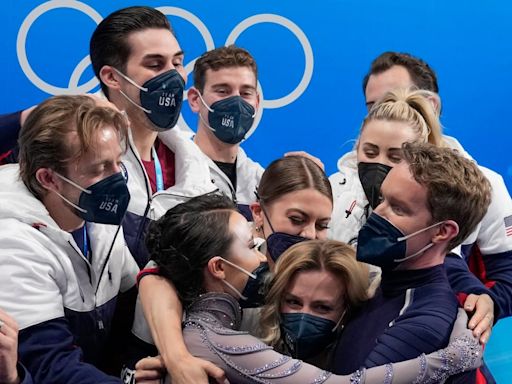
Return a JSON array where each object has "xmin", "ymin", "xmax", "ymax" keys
[{"xmin": 181, "ymin": 317, "xmax": 481, "ymax": 384}]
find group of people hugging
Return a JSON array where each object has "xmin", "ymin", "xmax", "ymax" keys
[{"xmin": 1, "ymin": 5, "xmax": 511, "ymax": 384}]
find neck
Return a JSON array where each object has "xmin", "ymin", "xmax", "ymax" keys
[
  {"xmin": 195, "ymin": 124, "xmax": 238, "ymax": 163},
  {"xmin": 396, "ymin": 247, "xmax": 445, "ymax": 270},
  {"xmin": 110, "ymin": 93, "xmax": 158, "ymax": 161},
  {"xmin": 43, "ymin": 193, "xmax": 84, "ymax": 232},
  {"xmin": 131, "ymin": 123, "xmax": 158, "ymax": 161}
]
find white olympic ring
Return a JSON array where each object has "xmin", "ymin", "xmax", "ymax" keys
[
  {"xmin": 17, "ymin": 0, "xmax": 102, "ymax": 95},
  {"xmin": 226, "ymin": 14, "xmax": 314, "ymax": 109},
  {"xmin": 16, "ymin": 3, "xmax": 314, "ymax": 137}
]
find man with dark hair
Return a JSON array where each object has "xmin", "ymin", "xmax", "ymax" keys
[
  {"xmin": 0, "ymin": 95, "xmax": 139, "ymax": 383},
  {"xmin": 184, "ymin": 45, "xmax": 263, "ymax": 220},
  {"xmin": 89, "ymin": 6, "xmax": 216, "ymax": 268},
  {"xmin": 332, "ymin": 142, "xmax": 492, "ymax": 383},
  {"xmin": 363, "ymin": 51, "xmax": 438, "ymax": 109}
]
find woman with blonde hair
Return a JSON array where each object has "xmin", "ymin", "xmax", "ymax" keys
[
  {"xmin": 260, "ymin": 240, "xmax": 369, "ymax": 367},
  {"xmin": 329, "ymin": 87, "xmax": 447, "ymax": 245}
]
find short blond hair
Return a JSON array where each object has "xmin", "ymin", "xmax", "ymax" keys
[
  {"xmin": 402, "ymin": 142, "xmax": 492, "ymax": 250},
  {"xmin": 362, "ymin": 87, "xmax": 444, "ymax": 147},
  {"xmin": 19, "ymin": 95, "xmax": 129, "ymax": 199},
  {"xmin": 259, "ymin": 240, "xmax": 369, "ymax": 348}
]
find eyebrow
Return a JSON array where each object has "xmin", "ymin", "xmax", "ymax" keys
[
  {"xmin": 362, "ymin": 142, "xmax": 379, "ymax": 149},
  {"xmin": 142, "ymin": 50, "xmax": 185, "ymax": 60},
  {"xmin": 211, "ymin": 83, "xmax": 257, "ymax": 90}
]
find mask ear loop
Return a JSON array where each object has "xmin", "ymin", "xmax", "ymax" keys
[
  {"xmin": 53, "ymin": 172, "xmax": 91, "ymax": 213},
  {"xmin": 196, "ymin": 91, "xmax": 219, "ymax": 134},
  {"xmin": 396, "ymin": 221, "xmax": 444, "ymax": 242},
  {"xmin": 112, "ymin": 68, "xmax": 151, "ymax": 114},
  {"xmin": 218, "ymin": 257, "xmax": 256, "ymax": 301},
  {"xmin": 394, "ymin": 221, "xmax": 444, "ymax": 263},
  {"xmin": 254, "ymin": 191, "xmax": 277, "ymax": 234},
  {"xmin": 394, "ymin": 242, "xmax": 434, "ymax": 263},
  {"xmin": 332, "ymin": 307, "xmax": 348, "ymax": 332}
]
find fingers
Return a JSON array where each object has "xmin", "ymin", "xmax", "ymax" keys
[
  {"xmin": 200, "ymin": 360, "xmax": 228, "ymax": 384},
  {"xmin": 464, "ymin": 294, "xmax": 494, "ymax": 343},
  {"xmin": 284, "ymin": 151, "xmax": 325, "ymax": 171},
  {"xmin": 463, "ymin": 293, "xmax": 479, "ymax": 315},
  {"xmin": 0, "ymin": 310, "xmax": 18, "ymax": 333},
  {"xmin": 479, "ymin": 325, "xmax": 493, "ymax": 345},
  {"xmin": 135, "ymin": 355, "xmax": 165, "ymax": 371}
]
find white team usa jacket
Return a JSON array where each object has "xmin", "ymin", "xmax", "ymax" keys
[
  {"xmin": 121, "ymin": 127, "xmax": 263, "ymax": 267},
  {"xmin": 0, "ymin": 164, "xmax": 139, "ymax": 331}
]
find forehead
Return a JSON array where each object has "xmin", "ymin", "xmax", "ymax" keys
[
  {"xmin": 382, "ymin": 162, "xmax": 428, "ymax": 206},
  {"xmin": 270, "ymin": 188, "xmax": 332, "ymax": 217},
  {"xmin": 204, "ymin": 66, "xmax": 257, "ymax": 87},
  {"xmin": 359, "ymin": 119, "xmax": 418, "ymax": 147},
  {"xmin": 126, "ymin": 28, "xmax": 181, "ymax": 61},
  {"xmin": 229, "ymin": 211, "xmax": 252, "ymax": 241},
  {"xmin": 286, "ymin": 269, "xmax": 345, "ymax": 301},
  {"xmin": 365, "ymin": 65, "xmax": 413, "ymax": 102},
  {"xmin": 68, "ymin": 125, "xmax": 122, "ymax": 163}
]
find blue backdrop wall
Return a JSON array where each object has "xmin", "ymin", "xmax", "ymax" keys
[{"xmin": 3, "ymin": 0, "xmax": 512, "ymax": 381}]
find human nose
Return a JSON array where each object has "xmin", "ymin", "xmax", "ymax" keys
[
  {"xmin": 299, "ymin": 223, "xmax": 316, "ymax": 239},
  {"xmin": 373, "ymin": 200, "xmax": 388, "ymax": 218}
]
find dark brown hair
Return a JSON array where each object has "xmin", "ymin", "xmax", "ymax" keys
[
  {"xmin": 257, "ymin": 156, "xmax": 333, "ymax": 206},
  {"xmin": 193, "ymin": 45, "xmax": 257, "ymax": 93},
  {"xmin": 363, "ymin": 52, "xmax": 439, "ymax": 95}
]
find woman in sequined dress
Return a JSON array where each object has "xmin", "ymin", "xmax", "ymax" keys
[{"xmin": 142, "ymin": 193, "xmax": 481, "ymax": 384}]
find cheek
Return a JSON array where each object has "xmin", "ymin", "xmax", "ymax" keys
[
  {"xmin": 177, "ymin": 68, "xmax": 187, "ymax": 83},
  {"xmin": 316, "ymin": 230, "xmax": 328, "ymax": 240}
]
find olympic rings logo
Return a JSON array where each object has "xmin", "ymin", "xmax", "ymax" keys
[{"xmin": 16, "ymin": 0, "xmax": 314, "ymax": 136}]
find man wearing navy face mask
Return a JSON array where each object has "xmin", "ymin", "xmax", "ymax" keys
[
  {"xmin": 0, "ymin": 95, "xmax": 139, "ymax": 383},
  {"xmin": 186, "ymin": 45, "xmax": 264, "ymax": 221},
  {"xmin": 89, "ymin": 6, "xmax": 219, "ymax": 268},
  {"xmin": 332, "ymin": 142, "xmax": 491, "ymax": 384}
]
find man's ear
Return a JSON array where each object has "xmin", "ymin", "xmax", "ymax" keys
[
  {"xmin": 35, "ymin": 168, "xmax": 61, "ymax": 193},
  {"xmin": 207, "ymin": 256, "xmax": 226, "ymax": 280},
  {"xmin": 432, "ymin": 220, "xmax": 459, "ymax": 244},
  {"xmin": 99, "ymin": 65, "xmax": 122, "ymax": 92},
  {"xmin": 250, "ymin": 202, "xmax": 263, "ymax": 229},
  {"xmin": 187, "ymin": 87, "xmax": 202, "ymax": 113},
  {"xmin": 425, "ymin": 93, "xmax": 441, "ymax": 116}
]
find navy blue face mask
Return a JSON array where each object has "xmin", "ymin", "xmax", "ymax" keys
[
  {"xmin": 199, "ymin": 94, "xmax": 256, "ymax": 144},
  {"xmin": 55, "ymin": 172, "xmax": 131, "ymax": 225},
  {"xmin": 356, "ymin": 212, "xmax": 442, "ymax": 270},
  {"xmin": 266, "ymin": 232, "xmax": 308, "ymax": 263},
  {"xmin": 115, "ymin": 68, "xmax": 185, "ymax": 131},
  {"xmin": 219, "ymin": 258, "xmax": 269, "ymax": 308},
  {"xmin": 358, "ymin": 162, "xmax": 392, "ymax": 209},
  {"xmin": 257, "ymin": 200, "xmax": 308, "ymax": 262},
  {"xmin": 281, "ymin": 313, "xmax": 337, "ymax": 359},
  {"xmin": 240, "ymin": 262, "xmax": 270, "ymax": 308}
]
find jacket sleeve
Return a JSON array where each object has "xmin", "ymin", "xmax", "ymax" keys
[
  {"xmin": 16, "ymin": 362, "xmax": 34, "ymax": 384},
  {"xmin": 0, "ymin": 111, "xmax": 21, "ymax": 156},
  {"xmin": 18, "ymin": 318, "xmax": 121, "ymax": 383},
  {"xmin": 445, "ymin": 253, "xmax": 494, "ymax": 298},
  {"xmin": 0, "ymin": 224, "xmax": 121, "ymax": 383},
  {"xmin": 457, "ymin": 167, "xmax": 512, "ymax": 319}
]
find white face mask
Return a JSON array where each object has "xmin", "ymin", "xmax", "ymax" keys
[{"xmin": 218, "ymin": 257, "xmax": 256, "ymax": 301}]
